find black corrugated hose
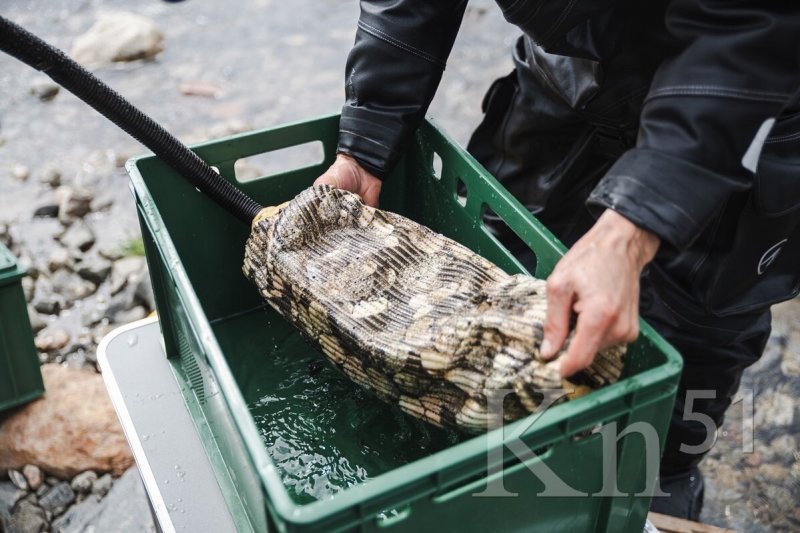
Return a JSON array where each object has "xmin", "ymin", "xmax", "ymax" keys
[{"xmin": 0, "ymin": 16, "xmax": 264, "ymax": 224}]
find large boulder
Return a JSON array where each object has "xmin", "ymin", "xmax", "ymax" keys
[
  {"xmin": 71, "ymin": 12, "xmax": 164, "ymax": 66},
  {"xmin": 0, "ymin": 365, "xmax": 133, "ymax": 478}
]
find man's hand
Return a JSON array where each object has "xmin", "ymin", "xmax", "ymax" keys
[
  {"xmin": 313, "ymin": 153, "xmax": 383, "ymax": 207},
  {"xmin": 540, "ymin": 209, "xmax": 660, "ymax": 377}
]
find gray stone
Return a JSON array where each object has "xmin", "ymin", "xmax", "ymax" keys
[
  {"xmin": 0, "ymin": 224, "xmax": 11, "ymax": 248},
  {"xmin": 109, "ymin": 256, "xmax": 146, "ymax": 295},
  {"xmin": 6, "ymin": 500, "xmax": 47, "ymax": 533},
  {"xmin": 90, "ymin": 474, "xmax": 112, "ymax": 497},
  {"xmin": 8, "ymin": 470, "xmax": 28, "ymax": 491},
  {"xmin": 112, "ymin": 305, "xmax": 147, "ymax": 325},
  {"xmin": 38, "ymin": 165, "xmax": 62, "ymax": 188},
  {"xmin": 11, "ymin": 164, "xmax": 30, "ymax": 182},
  {"xmin": 27, "ymin": 306, "xmax": 47, "ymax": 333},
  {"xmin": 71, "ymin": 12, "xmax": 164, "ymax": 66},
  {"xmin": 69, "ymin": 471, "xmax": 97, "ymax": 494},
  {"xmin": 50, "ymin": 270, "xmax": 97, "ymax": 303},
  {"xmin": 56, "ymin": 186, "xmax": 94, "ymax": 223},
  {"xmin": 33, "ymin": 204, "xmax": 59, "ymax": 218},
  {"xmin": 30, "ymin": 78, "xmax": 60, "ymax": 101},
  {"xmin": 33, "ymin": 295, "xmax": 61, "ymax": 316},
  {"xmin": 134, "ymin": 273, "xmax": 155, "ymax": 311},
  {"xmin": 34, "ymin": 329, "xmax": 71, "ymax": 353},
  {"xmin": 22, "ymin": 465, "xmax": 43, "ymax": 492},
  {"xmin": 22, "ymin": 277, "xmax": 35, "ymax": 303},
  {"xmin": 76, "ymin": 257, "xmax": 112, "ymax": 285},
  {"xmin": 97, "ymin": 243, "xmax": 123, "ymax": 262},
  {"xmin": 47, "ymin": 247, "xmax": 73, "ymax": 273},
  {"xmin": 38, "ymin": 482, "xmax": 75, "ymax": 513},
  {"xmin": 54, "ymin": 467, "xmax": 154, "ymax": 533},
  {"xmin": 0, "ymin": 481, "xmax": 25, "ymax": 514},
  {"xmin": 59, "ymin": 220, "xmax": 95, "ymax": 253}
]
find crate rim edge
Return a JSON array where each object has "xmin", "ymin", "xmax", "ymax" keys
[{"xmin": 126, "ymin": 113, "xmax": 683, "ymax": 525}]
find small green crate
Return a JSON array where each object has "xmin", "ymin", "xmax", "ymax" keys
[
  {"xmin": 0, "ymin": 243, "xmax": 44, "ymax": 412},
  {"xmin": 127, "ymin": 115, "xmax": 682, "ymax": 533}
]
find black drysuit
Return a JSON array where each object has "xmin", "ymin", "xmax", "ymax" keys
[{"xmin": 336, "ymin": 0, "xmax": 800, "ymax": 476}]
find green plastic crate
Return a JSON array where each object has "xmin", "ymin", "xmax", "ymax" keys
[
  {"xmin": 0, "ymin": 243, "xmax": 44, "ymax": 411},
  {"xmin": 127, "ymin": 114, "xmax": 682, "ymax": 533}
]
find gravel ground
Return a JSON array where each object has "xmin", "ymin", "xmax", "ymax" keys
[{"xmin": 0, "ymin": 1, "xmax": 797, "ymax": 531}]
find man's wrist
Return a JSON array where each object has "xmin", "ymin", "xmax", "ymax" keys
[{"xmin": 596, "ymin": 209, "xmax": 661, "ymax": 268}]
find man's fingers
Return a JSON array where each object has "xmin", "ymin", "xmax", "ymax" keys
[
  {"xmin": 541, "ymin": 276, "xmax": 573, "ymax": 360},
  {"xmin": 559, "ymin": 303, "xmax": 612, "ymax": 377}
]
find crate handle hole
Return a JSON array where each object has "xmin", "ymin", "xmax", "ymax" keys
[
  {"xmin": 432, "ymin": 151, "xmax": 443, "ymax": 180},
  {"xmin": 234, "ymin": 140, "xmax": 325, "ymax": 182},
  {"xmin": 456, "ymin": 176, "xmax": 468, "ymax": 207},
  {"xmin": 482, "ymin": 204, "xmax": 537, "ymax": 274}
]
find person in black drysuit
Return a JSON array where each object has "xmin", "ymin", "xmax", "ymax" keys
[{"xmin": 314, "ymin": 0, "xmax": 800, "ymax": 520}]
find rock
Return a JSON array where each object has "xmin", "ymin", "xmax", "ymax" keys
[
  {"xmin": 32, "ymin": 294, "xmax": 61, "ymax": 316},
  {"xmin": 781, "ymin": 347, "xmax": 800, "ymax": 377},
  {"xmin": 46, "ymin": 477, "xmax": 59, "ymax": 487},
  {"xmin": 6, "ymin": 500, "xmax": 47, "ymax": 533},
  {"xmin": 71, "ymin": 12, "xmax": 164, "ymax": 66},
  {"xmin": 109, "ymin": 256, "xmax": 146, "ymax": 295},
  {"xmin": 754, "ymin": 388, "xmax": 795, "ymax": 428},
  {"xmin": 0, "ymin": 481, "xmax": 25, "ymax": 515},
  {"xmin": 34, "ymin": 329, "xmax": 70, "ymax": 353},
  {"xmin": 38, "ymin": 165, "xmax": 62, "ymax": 188},
  {"xmin": 50, "ymin": 270, "xmax": 96, "ymax": 303},
  {"xmin": 33, "ymin": 204, "xmax": 59, "ymax": 218},
  {"xmin": 0, "ymin": 224, "xmax": 11, "ymax": 248},
  {"xmin": 208, "ymin": 118, "xmax": 252, "ymax": 139},
  {"xmin": 134, "ymin": 274, "xmax": 154, "ymax": 311},
  {"xmin": 23, "ymin": 465, "xmax": 43, "ymax": 492},
  {"xmin": 59, "ymin": 220, "xmax": 95, "ymax": 252},
  {"xmin": 47, "ymin": 247, "xmax": 73, "ymax": 273},
  {"xmin": 22, "ymin": 278, "xmax": 35, "ymax": 302},
  {"xmin": 90, "ymin": 474, "xmax": 112, "ymax": 497},
  {"xmin": 112, "ymin": 306, "xmax": 147, "ymax": 325},
  {"xmin": 179, "ymin": 80, "xmax": 223, "ymax": 98},
  {"xmin": 56, "ymin": 186, "xmax": 94, "ymax": 223},
  {"xmin": 76, "ymin": 257, "xmax": 112, "ymax": 285},
  {"xmin": 30, "ymin": 77, "xmax": 60, "ymax": 101},
  {"xmin": 0, "ymin": 364, "xmax": 134, "ymax": 478},
  {"xmin": 69, "ymin": 471, "xmax": 97, "ymax": 495},
  {"xmin": 27, "ymin": 306, "xmax": 47, "ymax": 334},
  {"xmin": 8, "ymin": 470, "xmax": 28, "ymax": 491},
  {"xmin": 97, "ymin": 243, "xmax": 123, "ymax": 262},
  {"xmin": 39, "ymin": 482, "xmax": 75, "ymax": 514},
  {"xmin": 11, "ymin": 164, "xmax": 30, "ymax": 182},
  {"xmin": 54, "ymin": 467, "xmax": 153, "ymax": 533}
]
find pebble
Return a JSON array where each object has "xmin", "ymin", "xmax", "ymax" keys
[
  {"xmin": 28, "ymin": 305, "xmax": 47, "ymax": 333},
  {"xmin": 22, "ymin": 465, "xmax": 44, "ymax": 492},
  {"xmin": 97, "ymin": 243, "xmax": 124, "ymax": 261},
  {"xmin": 70, "ymin": 471, "xmax": 98, "ymax": 494},
  {"xmin": 91, "ymin": 474, "xmax": 112, "ymax": 497},
  {"xmin": 33, "ymin": 204, "xmax": 60, "ymax": 218},
  {"xmin": 112, "ymin": 305, "xmax": 147, "ymax": 325},
  {"xmin": 109, "ymin": 256, "xmax": 146, "ymax": 295},
  {"xmin": 76, "ymin": 257, "xmax": 112, "ymax": 285},
  {"xmin": 0, "ymin": 482, "xmax": 25, "ymax": 512},
  {"xmin": 7, "ymin": 500, "xmax": 47, "ymax": 533},
  {"xmin": 8, "ymin": 469, "xmax": 29, "ymax": 491},
  {"xmin": 33, "ymin": 294, "xmax": 61, "ymax": 315},
  {"xmin": 56, "ymin": 186, "xmax": 94, "ymax": 223},
  {"xmin": 38, "ymin": 165, "xmax": 62, "ymax": 187},
  {"xmin": 754, "ymin": 389, "xmax": 795, "ymax": 428},
  {"xmin": 35, "ymin": 328, "xmax": 71, "ymax": 352},
  {"xmin": 59, "ymin": 220, "xmax": 96, "ymax": 253},
  {"xmin": 39, "ymin": 482, "xmax": 75, "ymax": 513},
  {"xmin": 22, "ymin": 277, "xmax": 35, "ymax": 302},
  {"xmin": 50, "ymin": 270, "xmax": 97, "ymax": 303},
  {"xmin": 71, "ymin": 12, "xmax": 164, "ymax": 65},
  {"xmin": 30, "ymin": 77, "xmax": 60, "ymax": 101},
  {"xmin": 47, "ymin": 247, "xmax": 73, "ymax": 272},
  {"xmin": 11, "ymin": 164, "xmax": 30, "ymax": 181}
]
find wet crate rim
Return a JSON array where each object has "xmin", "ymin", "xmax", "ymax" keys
[{"xmin": 127, "ymin": 113, "xmax": 683, "ymax": 531}]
